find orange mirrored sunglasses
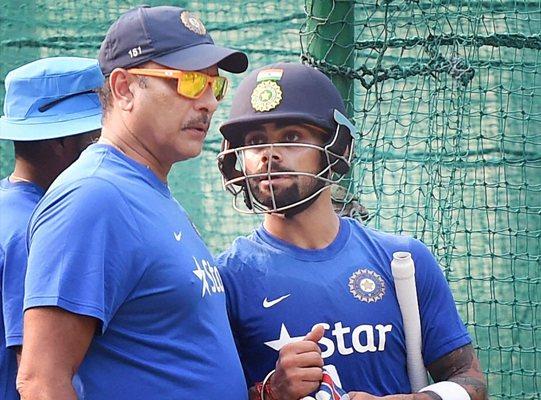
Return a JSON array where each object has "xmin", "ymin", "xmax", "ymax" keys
[{"xmin": 127, "ymin": 68, "xmax": 229, "ymax": 101}]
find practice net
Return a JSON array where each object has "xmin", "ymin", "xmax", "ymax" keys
[{"xmin": 301, "ymin": 0, "xmax": 540, "ymax": 398}]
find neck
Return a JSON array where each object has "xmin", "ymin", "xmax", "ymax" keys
[
  {"xmin": 262, "ymin": 190, "xmax": 340, "ymax": 249},
  {"xmin": 11, "ymin": 159, "xmax": 56, "ymax": 190},
  {"xmin": 99, "ymin": 123, "xmax": 170, "ymax": 182}
]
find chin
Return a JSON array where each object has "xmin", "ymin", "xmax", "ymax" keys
[{"xmin": 175, "ymin": 144, "xmax": 204, "ymax": 161}]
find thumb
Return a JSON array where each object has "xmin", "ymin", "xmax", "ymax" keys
[{"xmin": 303, "ymin": 324, "xmax": 325, "ymax": 343}]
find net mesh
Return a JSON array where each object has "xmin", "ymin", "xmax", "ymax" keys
[
  {"xmin": 301, "ymin": 0, "xmax": 540, "ymax": 398},
  {"xmin": 0, "ymin": 0, "xmax": 305, "ymax": 250},
  {"xmin": 1, "ymin": 0, "xmax": 540, "ymax": 398}
]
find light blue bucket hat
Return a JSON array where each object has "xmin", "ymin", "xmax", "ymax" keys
[{"xmin": 0, "ymin": 57, "xmax": 103, "ymax": 141}]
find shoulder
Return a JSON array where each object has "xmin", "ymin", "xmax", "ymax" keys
[
  {"xmin": 38, "ymin": 176, "xmax": 127, "ymax": 215},
  {"xmin": 344, "ymin": 217, "xmax": 416, "ymax": 252},
  {"xmin": 216, "ymin": 234, "xmax": 258, "ymax": 272},
  {"xmin": 29, "ymin": 176, "xmax": 139, "ymax": 243},
  {"xmin": 0, "ymin": 183, "xmax": 41, "ymax": 243},
  {"xmin": 216, "ymin": 230, "xmax": 277, "ymax": 279}
]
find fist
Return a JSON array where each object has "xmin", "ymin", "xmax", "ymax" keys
[{"xmin": 271, "ymin": 325, "xmax": 326, "ymax": 400}]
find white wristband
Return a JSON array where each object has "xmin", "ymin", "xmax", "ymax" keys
[{"xmin": 419, "ymin": 381, "xmax": 471, "ymax": 400}]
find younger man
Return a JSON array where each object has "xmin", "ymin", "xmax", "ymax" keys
[{"xmin": 217, "ymin": 62, "xmax": 487, "ymax": 400}]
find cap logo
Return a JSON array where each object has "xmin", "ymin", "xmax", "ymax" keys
[
  {"xmin": 180, "ymin": 11, "xmax": 207, "ymax": 35},
  {"xmin": 251, "ymin": 80, "xmax": 283, "ymax": 112}
]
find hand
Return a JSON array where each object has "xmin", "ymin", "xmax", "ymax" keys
[
  {"xmin": 348, "ymin": 392, "xmax": 381, "ymax": 400},
  {"xmin": 271, "ymin": 325, "xmax": 325, "ymax": 400}
]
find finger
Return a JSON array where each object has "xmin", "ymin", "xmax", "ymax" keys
[
  {"xmin": 303, "ymin": 324, "xmax": 325, "ymax": 343},
  {"xmin": 281, "ymin": 340, "xmax": 322, "ymax": 356},
  {"xmin": 279, "ymin": 351, "xmax": 324, "ymax": 370},
  {"xmin": 297, "ymin": 380, "xmax": 322, "ymax": 397},
  {"xmin": 298, "ymin": 366, "xmax": 324, "ymax": 382}
]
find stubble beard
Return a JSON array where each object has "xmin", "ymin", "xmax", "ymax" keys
[{"xmin": 248, "ymin": 174, "xmax": 322, "ymax": 210}]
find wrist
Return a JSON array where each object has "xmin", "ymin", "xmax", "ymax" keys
[
  {"xmin": 251, "ymin": 370, "xmax": 277, "ymax": 400},
  {"xmin": 419, "ymin": 381, "xmax": 470, "ymax": 400}
]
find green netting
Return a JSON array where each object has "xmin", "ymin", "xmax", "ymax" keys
[
  {"xmin": 302, "ymin": 0, "xmax": 540, "ymax": 398},
  {"xmin": 0, "ymin": 0, "xmax": 305, "ymax": 250}
]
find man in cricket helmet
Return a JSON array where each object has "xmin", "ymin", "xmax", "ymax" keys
[{"xmin": 218, "ymin": 62, "xmax": 356, "ymax": 216}]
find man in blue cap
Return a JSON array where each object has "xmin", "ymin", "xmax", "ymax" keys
[
  {"xmin": 18, "ymin": 5, "xmax": 249, "ymax": 400},
  {"xmin": 0, "ymin": 56, "xmax": 102, "ymax": 400},
  {"xmin": 216, "ymin": 62, "xmax": 487, "ymax": 400}
]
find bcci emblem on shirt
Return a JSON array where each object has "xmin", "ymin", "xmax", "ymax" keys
[{"xmin": 348, "ymin": 269, "xmax": 385, "ymax": 303}]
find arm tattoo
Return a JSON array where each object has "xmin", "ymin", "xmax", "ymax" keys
[{"xmin": 427, "ymin": 344, "xmax": 488, "ymax": 400}]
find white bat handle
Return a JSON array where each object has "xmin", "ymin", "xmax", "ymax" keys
[{"xmin": 391, "ymin": 251, "xmax": 429, "ymax": 392}]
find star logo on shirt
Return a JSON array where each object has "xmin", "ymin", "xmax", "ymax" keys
[
  {"xmin": 264, "ymin": 323, "xmax": 304, "ymax": 351},
  {"xmin": 192, "ymin": 257, "xmax": 224, "ymax": 297},
  {"xmin": 192, "ymin": 257, "xmax": 210, "ymax": 297}
]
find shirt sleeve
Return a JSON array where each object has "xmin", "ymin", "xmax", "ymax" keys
[
  {"xmin": 2, "ymin": 236, "xmax": 27, "ymax": 347},
  {"xmin": 410, "ymin": 238, "xmax": 472, "ymax": 366},
  {"xmin": 24, "ymin": 178, "xmax": 144, "ymax": 333}
]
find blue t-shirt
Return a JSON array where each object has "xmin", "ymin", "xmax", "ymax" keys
[
  {"xmin": 25, "ymin": 144, "xmax": 247, "ymax": 400},
  {"xmin": 0, "ymin": 178, "xmax": 44, "ymax": 400},
  {"xmin": 217, "ymin": 217, "xmax": 471, "ymax": 395}
]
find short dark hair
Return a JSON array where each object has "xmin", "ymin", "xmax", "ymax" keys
[{"xmin": 98, "ymin": 68, "xmax": 149, "ymax": 118}]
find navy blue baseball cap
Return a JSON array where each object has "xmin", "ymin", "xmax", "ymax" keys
[
  {"xmin": 220, "ymin": 62, "xmax": 347, "ymax": 142},
  {"xmin": 99, "ymin": 5, "xmax": 248, "ymax": 75}
]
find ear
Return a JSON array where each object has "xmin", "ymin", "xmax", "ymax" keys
[{"xmin": 108, "ymin": 69, "xmax": 135, "ymax": 112}]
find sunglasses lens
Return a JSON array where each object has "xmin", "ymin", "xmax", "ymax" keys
[
  {"xmin": 177, "ymin": 72, "xmax": 228, "ymax": 101},
  {"xmin": 212, "ymin": 77, "xmax": 228, "ymax": 101},
  {"xmin": 178, "ymin": 72, "xmax": 208, "ymax": 98}
]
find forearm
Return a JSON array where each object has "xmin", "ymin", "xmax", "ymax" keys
[
  {"xmin": 427, "ymin": 344, "xmax": 488, "ymax": 400},
  {"xmin": 18, "ymin": 307, "xmax": 97, "ymax": 400},
  {"xmin": 17, "ymin": 371, "xmax": 78, "ymax": 400}
]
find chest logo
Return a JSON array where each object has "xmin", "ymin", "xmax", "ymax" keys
[
  {"xmin": 348, "ymin": 269, "xmax": 386, "ymax": 303},
  {"xmin": 173, "ymin": 231, "xmax": 182, "ymax": 241},
  {"xmin": 263, "ymin": 293, "xmax": 291, "ymax": 308},
  {"xmin": 192, "ymin": 257, "xmax": 224, "ymax": 297}
]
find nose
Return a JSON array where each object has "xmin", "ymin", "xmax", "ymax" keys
[
  {"xmin": 194, "ymin": 84, "xmax": 218, "ymax": 113},
  {"xmin": 260, "ymin": 144, "xmax": 282, "ymax": 167}
]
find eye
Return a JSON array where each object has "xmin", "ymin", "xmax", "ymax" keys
[
  {"xmin": 283, "ymin": 131, "xmax": 301, "ymax": 143},
  {"xmin": 244, "ymin": 133, "xmax": 266, "ymax": 146}
]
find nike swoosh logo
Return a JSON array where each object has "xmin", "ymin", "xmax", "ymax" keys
[
  {"xmin": 173, "ymin": 231, "xmax": 182, "ymax": 241},
  {"xmin": 263, "ymin": 294, "xmax": 291, "ymax": 308}
]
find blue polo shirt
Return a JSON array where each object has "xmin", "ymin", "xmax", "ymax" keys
[
  {"xmin": 1, "ymin": 178, "xmax": 44, "ymax": 400},
  {"xmin": 25, "ymin": 144, "xmax": 247, "ymax": 399}
]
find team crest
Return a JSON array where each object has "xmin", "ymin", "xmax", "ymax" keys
[
  {"xmin": 180, "ymin": 11, "xmax": 206, "ymax": 35},
  {"xmin": 348, "ymin": 269, "xmax": 385, "ymax": 303},
  {"xmin": 251, "ymin": 80, "xmax": 283, "ymax": 112}
]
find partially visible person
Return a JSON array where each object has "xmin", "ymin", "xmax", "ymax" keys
[
  {"xmin": 17, "ymin": 5, "xmax": 249, "ymax": 400},
  {"xmin": 0, "ymin": 57, "xmax": 103, "ymax": 400},
  {"xmin": 216, "ymin": 62, "xmax": 487, "ymax": 400}
]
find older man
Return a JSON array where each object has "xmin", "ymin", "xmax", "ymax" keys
[
  {"xmin": 0, "ymin": 56, "xmax": 102, "ymax": 400},
  {"xmin": 17, "ymin": 6, "xmax": 248, "ymax": 400}
]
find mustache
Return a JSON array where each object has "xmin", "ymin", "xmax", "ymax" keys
[
  {"xmin": 252, "ymin": 166, "xmax": 296, "ymax": 178},
  {"xmin": 181, "ymin": 114, "xmax": 210, "ymax": 130}
]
